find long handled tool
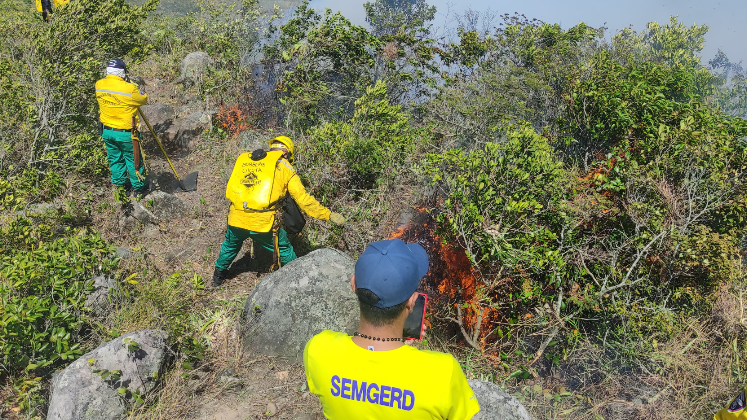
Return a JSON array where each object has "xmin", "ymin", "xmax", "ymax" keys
[{"xmin": 138, "ymin": 109, "xmax": 198, "ymax": 193}]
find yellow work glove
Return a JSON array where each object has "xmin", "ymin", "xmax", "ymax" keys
[{"xmin": 329, "ymin": 212, "xmax": 346, "ymax": 226}]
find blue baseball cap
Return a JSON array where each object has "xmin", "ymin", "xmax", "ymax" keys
[
  {"xmin": 354, "ymin": 239, "xmax": 429, "ymax": 308},
  {"xmin": 107, "ymin": 58, "xmax": 127, "ymax": 70}
]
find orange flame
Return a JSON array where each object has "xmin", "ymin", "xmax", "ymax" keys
[
  {"xmin": 390, "ymin": 207, "xmax": 501, "ymax": 351},
  {"xmin": 217, "ymin": 104, "xmax": 251, "ymax": 137}
]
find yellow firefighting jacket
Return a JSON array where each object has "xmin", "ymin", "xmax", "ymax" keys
[
  {"xmin": 716, "ymin": 388, "xmax": 747, "ymax": 419},
  {"xmin": 95, "ymin": 75, "xmax": 148, "ymax": 130},
  {"xmin": 36, "ymin": 0, "xmax": 69, "ymax": 12},
  {"xmin": 226, "ymin": 152, "xmax": 330, "ymax": 233}
]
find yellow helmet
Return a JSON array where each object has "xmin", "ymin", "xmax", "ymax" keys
[{"xmin": 269, "ymin": 136, "xmax": 294, "ymax": 162}]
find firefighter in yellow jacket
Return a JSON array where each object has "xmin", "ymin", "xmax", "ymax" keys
[
  {"xmin": 212, "ymin": 136, "xmax": 345, "ymax": 287},
  {"xmin": 36, "ymin": 0, "xmax": 69, "ymax": 21},
  {"xmin": 95, "ymin": 59, "xmax": 149, "ymax": 196},
  {"xmin": 716, "ymin": 388, "xmax": 747, "ymax": 419}
]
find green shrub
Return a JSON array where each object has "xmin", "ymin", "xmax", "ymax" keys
[
  {"xmin": 0, "ymin": 222, "xmax": 116, "ymax": 375},
  {"xmin": 303, "ymin": 80, "xmax": 423, "ymax": 190},
  {"xmin": 426, "ymin": 124, "xmax": 569, "ymax": 283}
]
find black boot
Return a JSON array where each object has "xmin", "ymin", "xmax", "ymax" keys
[{"xmin": 211, "ymin": 267, "xmax": 228, "ymax": 288}]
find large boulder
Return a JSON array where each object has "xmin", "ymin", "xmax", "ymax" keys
[
  {"xmin": 139, "ymin": 104, "xmax": 174, "ymax": 136},
  {"xmin": 144, "ymin": 191, "xmax": 189, "ymax": 219},
  {"xmin": 47, "ymin": 330, "xmax": 170, "ymax": 420},
  {"xmin": 178, "ymin": 52, "xmax": 213, "ymax": 85},
  {"xmin": 469, "ymin": 380, "xmax": 532, "ymax": 420},
  {"xmin": 242, "ymin": 248, "xmax": 357, "ymax": 361}
]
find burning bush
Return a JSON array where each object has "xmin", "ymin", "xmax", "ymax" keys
[{"xmin": 423, "ymin": 115, "xmax": 747, "ymax": 364}]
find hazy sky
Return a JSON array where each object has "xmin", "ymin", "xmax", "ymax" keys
[{"xmin": 310, "ymin": 0, "xmax": 747, "ymax": 64}]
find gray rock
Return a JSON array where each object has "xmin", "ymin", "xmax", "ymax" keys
[
  {"xmin": 140, "ymin": 104, "xmax": 174, "ymax": 136},
  {"xmin": 144, "ymin": 191, "xmax": 189, "ymax": 219},
  {"xmin": 15, "ymin": 202, "xmax": 62, "ymax": 221},
  {"xmin": 85, "ymin": 276, "xmax": 118, "ymax": 317},
  {"xmin": 178, "ymin": 52, "xmax": 213, "ymax": 85},
  {"xmin": 242, "ymin": 249, "xmax": 357, "ymax": 361},
  {"xmin": 238, "ymin": 130, "xmax": 266, "ymax": 152},
  {"xmin": 130, "ymin": 200, "xmax": 159, "ymax": 225},
  {"xmin": 171, "ymin": 111, "xmax": 210, "ymax": 150},
  {"xmin": 118, "ymin": 215, "xmax": 137, "ymax": 231},
  {"xmin": 175, "ymin": 100, "xmax": 205, "ymax": 119},
  {"xmin": 24, "ymin": 202, "xmax": 59, "ymax": 215},
  {"xmin": 469, "ymin": 380, "xmax": 531, "ymax": 420},
  {"xmin": 114, "ymin": 246, "xmax": 131, "ymax": 259},
  {"xmin": 143, "ymin": 224, "xmax": 160, "ymax": 239},
  {"xmin": 47, "ymin": 330, "xmax": 170, "ymax": 420}
]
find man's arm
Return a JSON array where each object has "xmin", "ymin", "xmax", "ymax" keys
[
  {"xmin": 129, "ymin": 83, "xmax": 148, "ymax": 107},
  {"xmin": 287, "ymin": 172, "xmax": 331, "ymax": 221}
]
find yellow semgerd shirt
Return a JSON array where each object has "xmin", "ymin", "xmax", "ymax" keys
[
  {"xmin": 716, "ymin": 388, "xmax": 747, "ymax": 419},
  {"xmin": 95, "ymin": 75, "xmax": 148, "ymax": 129},
  {"xmin": 225, "ymin": 152, "xmax": 330, "ymax": 232},
  {"xmin": 304, "ymin": 330, "xmax": 480, "ymax": 419}
]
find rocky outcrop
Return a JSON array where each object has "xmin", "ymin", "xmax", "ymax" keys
[
  {"xmin": 172, "ymin": 111, "xmax": 211, "ymax": 150},
  {"xmin": 178, "ymin": 52, "xmax": 213, "ymax": 85},
  {"xmin": 145, "ymin": 191, "xmax": 189, "ymax": 219},
  {"xmin": 469, "ymin": 380, "xmax": 532, "ymax": 420},
  {"xmin": 139, "ymin": 104, "xmax": 174, "ymax": 137},
  {"xmin": 85, "ymin": 276, "xmax": 118, "ymax": 318},
  {"xmin": 47, "ymin": 330, "xmax": 170, "ymax": 420},
  {"xmin": 241, "ymin": 248, "xmax": 357, "ymax": 361}
]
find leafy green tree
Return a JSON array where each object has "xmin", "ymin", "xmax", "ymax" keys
[
  {"xmin": 363, "ymin": 0, "xmax": 436, "ymax": 37},
  {"xmin": 302, "ymin": 80, "xmax": 423, "ymax": 190},
  {"xmin": 264, "ymin": 1, "xmax": 381, "ymax": 130}
]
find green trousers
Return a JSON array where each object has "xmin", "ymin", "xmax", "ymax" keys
[
  {"xmin": 102, "ymin": 128, "xmax": 145, "ymax": 191},
  {"xmin": 215, "ymin": 225, "xmax": 297, "ymax": 271}
]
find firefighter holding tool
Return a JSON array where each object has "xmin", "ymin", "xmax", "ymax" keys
[
  {"xmin": 95, "ymin": 58, "xmax": 149, "ymax": 197},
  {"xmin": 212, "ymin": 136, "xmax": 346, "ymax": 287}
]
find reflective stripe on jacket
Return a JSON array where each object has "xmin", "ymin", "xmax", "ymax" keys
[
  {"xmin": 36, "ymin": 0, "xmax": 69, "ymax": 12},
  {"xmin": 95, "ymin": 75, "xmax": 147, "ymax": 130},
  {"xmin": 226, "ymin": 156, "xmax": 331, "ymax": 233}
]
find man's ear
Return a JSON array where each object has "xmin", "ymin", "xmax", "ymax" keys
[
  {"xmin": 405, "ymin": 292, "xmax": 418, "ymax": 312},
  {"xmin": 350, "ymin": 275, "xmax": 356, "ymax": 293}
]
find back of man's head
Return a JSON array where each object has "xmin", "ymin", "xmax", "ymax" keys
[{"xmin": 354, "ymin": 239, "xmax": 429, "ymax": 326}]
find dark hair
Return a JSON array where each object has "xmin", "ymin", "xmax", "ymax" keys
[{"xmin": 356, "ymin": 288, "xmax": 408, "ymax": 327}]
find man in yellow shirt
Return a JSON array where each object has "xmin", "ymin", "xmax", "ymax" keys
[
  {"xmin": 716, "ymin": 388, "xmax": 747, "ymax": 419},
  {"xmin": 213, "ymin": 136, "xmax": 345, "ymax": 286},
  {"xmin": 304, "ymin": 238, "xmax": 480, "ymax": 419},
  {"xmin": 95, "ymin": 59, "xmax": 149, "ymax": 196}
]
